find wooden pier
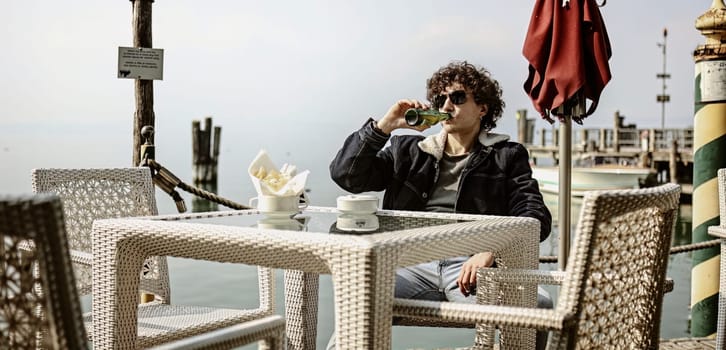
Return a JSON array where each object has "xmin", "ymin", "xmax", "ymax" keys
[{"xmin": 517, "ymin": 110, "xmax": 694, "ymax": 199}]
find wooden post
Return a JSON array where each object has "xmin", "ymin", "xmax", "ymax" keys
[
  {"xmin": 598, "ymin": 128, "xmax": 606, "ymax": 151},
  {"xmin": 526, "ymin": 118, "xmax": 534, "ymax": 144},
  {"xmin": 130, "ymin": 0, "xmax": 155, "ymax": 304},
  {"xmin": 669, "ymin": 139, "xmax": 678, "ymax": 183},
  {"xmin": 639, "ymin": 151, "xmax": 649, "ymax": 168},
  {"xmin": 131, "ymin": 0, "xmax": 155, "ymax": 166},
  {"xmin": 191, "ymin": 117, "xmax": 221, "ymax": 212},
  {"xmin": 192, "ymin": 117, "xmax": 220, "ymax": 185},
  {"xmin": 516, "ymin": 109, "xmax": 528, "ymax": 144},
  {"xmin": 613, "ymin": 111, "xmax": 621, "ymax": 153}
]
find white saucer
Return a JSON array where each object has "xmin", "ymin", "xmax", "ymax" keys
[
  {"xmin": 261, "ymin": 210, "xmax": 299, "ymax": 218},
  {"xmin": 257, "ymin": 217, "xmax": 304, "ymax": 231},
  {"xmin": 335, "ymin": 225, "xmax": 378, "ymax": 233},
  {"xmin": 336, "ymin": 214, "xmax": 379, "ymax": 232},
  {"xmin": 338, "ymin": 209, "xmax": 378, "ymax": 216}
]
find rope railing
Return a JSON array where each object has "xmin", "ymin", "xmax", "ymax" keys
[
  {"xmin": 137, "ymin": 125, "xmax": 252, "ymax": 213},
  {"xmin": 539, "ymin": 239, "xmax": 721, "ymax": 263},
  {"xmin": 145, "ymin": 159, "xmax": 252, "ymax": 212}
]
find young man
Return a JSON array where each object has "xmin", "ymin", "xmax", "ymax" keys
[{"xmin": 328, "ymin": 61, "xmax": 552, "ymax": 347}]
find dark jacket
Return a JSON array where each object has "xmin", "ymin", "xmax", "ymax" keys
[{"xmin": 329, "ymin": 119, "xmax": 552, "ymax": 242}]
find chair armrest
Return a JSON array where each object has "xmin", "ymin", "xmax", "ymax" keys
[
  {"xmin": 18, "ymin": 239, "xmax": 95, "ymax": 266},
  {"xmin": 478, "ymin": 267, "xmax": 566, "ymax": 286},
  {"xmin": 392, "ymin": 298, "xmax": 568, "ymax": 332},
  {"xmin": 147, "ymin": 315, "xmax": 286, "ymax": 350},
  {"xmin": 708, "ymin": 226, "xmax": 726, "ymax": 238},
  {"xmin": 475, "ymin": 267, "xmax": 561, "ymax": 321},
  {"xmin": 70, "ymin": 249, "xmax": 93, "ymax": 266},
  {"xmin": 478, "ymin": 268, "xmax": 673, "ymax": 293}
]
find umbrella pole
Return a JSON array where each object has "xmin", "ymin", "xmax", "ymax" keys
[{"xmin": 558, "ymin": 116, "xmax": 572, "ymax": 270}]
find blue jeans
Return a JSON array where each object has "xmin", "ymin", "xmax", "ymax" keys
[
  {"xmin": 394, "ymin": 256, "xmax": 475, "ymax": 303},
  {"xmin": 326, "ymin": 257, "xmax": 552, "ymax": 349}
]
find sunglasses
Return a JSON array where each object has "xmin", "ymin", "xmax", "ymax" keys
[{"xmin": 432, "ymin": 90, "xmax": 468, "ymax": 109}]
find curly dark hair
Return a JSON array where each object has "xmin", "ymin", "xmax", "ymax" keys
[{"xmin": 426, "ymin": 61, "xmax": 505, "ymax": 131}]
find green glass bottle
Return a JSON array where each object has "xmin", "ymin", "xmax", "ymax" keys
[{"xmin": 404, "ymin": 108, "xmax": 451, "ymax": 126}]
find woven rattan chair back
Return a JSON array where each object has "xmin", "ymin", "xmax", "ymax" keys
[
  {"xmin": 715, "ymin": 168, "xmax": 726, "ymax": 349},
  {"xmin": 0, "ymin": 194, "xmax": 89, "ymax": 350},
  {"xmin": 31, "ymin": 168, "xmax": 169, "ymax": 300},
  {"xmin": 551, "ymin": 183, "xmax": 680, "ymax": 349},
  {"xmin": 659, "ymin": 172, "xmax": 725, "ymax": 349}
]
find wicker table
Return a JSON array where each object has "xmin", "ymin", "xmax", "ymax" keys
[{"xmin": 91, "ymin": 206, "xmax": 539, "ymax": 350}]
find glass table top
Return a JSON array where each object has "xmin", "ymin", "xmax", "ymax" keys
[{"xmin": 160, "ymin": 208, "xmax": 465, "ymax": 235}]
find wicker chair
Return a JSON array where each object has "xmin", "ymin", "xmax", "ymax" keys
[
  {"xmin": 0, "ymin": 194, "xmax": 89, "ymax": 350},
  {"xmin": 661, "ymin": 168, "xmax": 726, "ymax": 350},
  {"xmin": 393, "ymin": 183, "xmax": 681, "ymax": 349},
  {"xmin": 389, "ymin": 212, "xmax": 540, "ymax": 347},
  {"xmin": 32, "ymin": 167, "xmax": 168, "ymax": 300},
  {"xmin": 0, "ymin": 193, "xmax": 285, "ymax": 350},
  {"xmin": 31, "ymin": 168, "xmax": 276, "ymax": 348},
  {"xmin": 715, "ymin": 168, "xmax": 726, "ymax": 348}
]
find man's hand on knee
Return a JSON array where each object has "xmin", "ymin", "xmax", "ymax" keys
[{"xmin": 456, "ymin": 252, "xmax": 494, "ymax": 296}]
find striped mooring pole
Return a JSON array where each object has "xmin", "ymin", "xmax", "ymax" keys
[{"xmin": 692, "ymin": 0, "xmax": 726, "ymax": 338}]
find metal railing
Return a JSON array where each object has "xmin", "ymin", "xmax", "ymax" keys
[{"xmin": 533, "ymin": 127, "xmax": 693, "ymax": 153}]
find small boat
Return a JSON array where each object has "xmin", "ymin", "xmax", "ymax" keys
[{"xmin": 532, "ymin": 165, "xmax": 656, "ymax": 197}]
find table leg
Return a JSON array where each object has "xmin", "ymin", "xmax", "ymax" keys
[
  {"xmin": 284, "ymin": 270, "xmax": 319, "ymax": 350},
  {"xmin": 474, "ymin": 234, "xmax": 538, "ymax": 349},
  {"xmin": 92, "ymin": 241, "xmax": 144, "ymax": 350},
  {"xmin": 330, "ymin": 254, "xmax": 396, "ymax": 350}
]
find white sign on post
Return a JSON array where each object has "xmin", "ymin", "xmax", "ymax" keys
[
  {"xmin": 117, "ymin": 46, "xmax": 164, "ymax": 80},
  {"xmin": 698, "ymin": 60, "xmax": 726, "ymax": 103}
]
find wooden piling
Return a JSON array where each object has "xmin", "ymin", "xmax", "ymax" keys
[
  {"xmin": 517, "ymin": 109, "xmax": 527, "ymax": 144},
  {"xmin": 553, "ymin": 127, "xmax": 559, "ymax": 147},
  {"xmin": 613, "ymin": 111, "xmax": 621, "ymax": 153},
  {"xmin": 130, "ymin": 0, "xmax": 155, "ymax": 304},
  {"xmin": 131, "ymin": 0, "xmax": 155, "ymax": 167},
  {"xmin": 192, "ymin": 117, "xmax": 220, "ymax": 185},
  {"xmin": 669, "ymin": 140, "xmax": 678, "ymax": 183},
  {"xmin": 578, "ymin": 129, "xmax": 587, "ymax": 151}
]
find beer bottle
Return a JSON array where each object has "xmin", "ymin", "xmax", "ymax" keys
[{"xmin": 404, "ymin": 108, "xmax": 451, "ymax": 126}]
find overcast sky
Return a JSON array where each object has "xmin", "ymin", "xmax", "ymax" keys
[
  {"xmin": 0, "ymin": 0, "xmax": 713, "ymax": 204},
  {"xmin": 2, "ymin": 1, "xmax": 707, "ymax": 127}
]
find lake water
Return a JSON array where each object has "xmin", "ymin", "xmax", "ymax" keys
[{"xmin": 0, "ymin": 123, "xmax": 695, "ymax": 349}]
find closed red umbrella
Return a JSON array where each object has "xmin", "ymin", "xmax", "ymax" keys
[
  {"xmin": 522, "ymin": 0, "xmax": 612, "ymax": 268},
  {"xmin": 524, "ymin": 0, "xmax": 611, "ymax": 122}
]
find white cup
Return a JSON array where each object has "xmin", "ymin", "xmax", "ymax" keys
[
  {"xmin": 336, "ymin": 194, "xmax": 379, "ymax": 214},
  {"xmin": 249, "ymin": 193, "xmax": 309, "ymax": 215}
]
